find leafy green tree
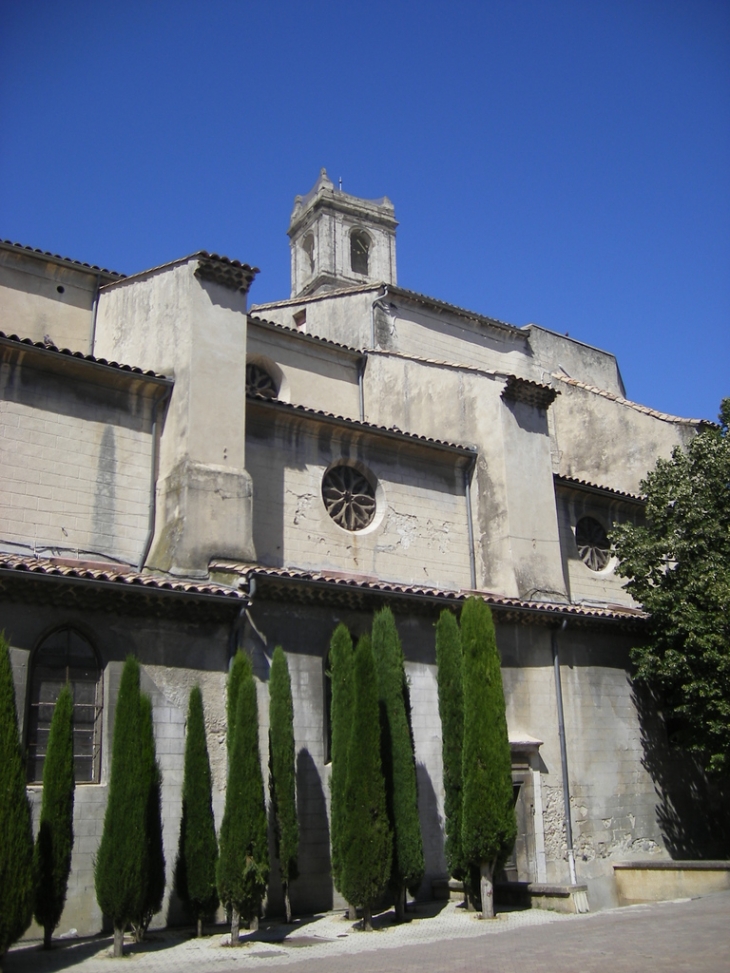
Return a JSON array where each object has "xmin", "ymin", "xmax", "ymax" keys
[
  {"xmin": 175, "ymin": 685, "xmax": 219, "ymax": 937},
  {"xmin": 328, "ymin": 624, "xmax": 355, "ymax": 904},
  {"xmin": 33, "ymin": 683, "xmax": 75, "ymax": 949},
  {"xmin": 268, "ymin": 646, "xmax": 299, "ymax": 922},
  {"xmin": 132, "ymin": 694, "xmax": 166, "ymax": 941},
  {"xmin": 217, "ymin": 651, "xmax": 268, "ymax": 944},
  {"xmin": 341, "ymin": 635, "xmax": 392, "ymax": 931},
  {"xmin": 95, "ymin": 656, "xmax": 149, "ymax": 957},
  {"xmin": 460, "ymin": 597, "xmax": 516, "ymax": 919},
  {"xmin": 371, "ymin": 607, "xmax": 424, "ymax": 919},
  {"xmin": 435, "ymin": 609, "xmax": 465, "ymax": 882},
  {"xmin": 612, "ymin": 399, "xmax": 730, "ymax": 777},
  {"xmin": 0, "ymin": 634, "xmax": 34, "ymax": 970}
]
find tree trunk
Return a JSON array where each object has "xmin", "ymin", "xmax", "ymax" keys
[
  {"xmin": 348, "ymin": 903, "xmax": 357, "ymax": 920},
  {"xmin": 196, "ymin": 918, "xmax": 202, "ymax": 938},
  {"xmin": 43, "ymin": 925, "xmax": 52, "ymax": 950},
  {"xmin": 394, "ymin": 885, "xmax": 406, "ymax": 922},
  {"xmin": 248, "ymin": 914, "xmax": 259, "ymax": 932},
  {"xmin": 362, "ymin": 905, "xmax": 373, "ymax": 931},
  {"xmin": 230, "ymin": 908, "xmax": 240, "ymax": 946},
  {"xmin": 113, "ymin": 925, "xmax": 125, "ymax": 958},
  {"xmin": 479, "ymin": 860, "xmax": 495, "ymax": 919},
  {"xmin": 284, "ymin": 885, "xmax": 292, "ymax": 924}
]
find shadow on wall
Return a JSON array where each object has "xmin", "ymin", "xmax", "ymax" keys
[
  {"xmin": 634, "ymin": 680, "xmax": 730, "ymax": 860},
  {"xmin": 291, "ymin": 747, "xmax": 332, "ymax": 914},
  {"xmin": 416, "ymin": 762, "xmax": 446, "ymax": 894}
]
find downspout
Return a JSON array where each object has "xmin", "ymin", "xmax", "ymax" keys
[
  {"xmin": 552, "ymin": 619, "xmax": 577, "ymax": 885},
  {"xmin": 463, "ymin": 453, "xmax": 477, "ymax": 590},
  {"xmin": 138, "ymin": 386, "xmax": 172, "ymax": 571},
  {"xmin": 370, "ymin": 285, "xmax": 389, "ymax": 349},
  {"xmin": 89, "ymin": 273, "xmax": 101, "ymax": 354},
  {"xmin": 357, "ymin": 353, "xmax": 367, "ymax": 422}
]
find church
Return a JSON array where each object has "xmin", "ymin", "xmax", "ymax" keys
[{"xmin": 0, "ymin": 170, "xmax": 708, "ymax": 935}]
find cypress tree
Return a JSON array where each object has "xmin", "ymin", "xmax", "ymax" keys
[
  {"xmin": 132, "ymin": 694, "xmax": 166, "ymax": 941},
  {"xmin": 33, "ymin": 683, "xmax": 75, "ymax": 949},
  {"xmin": 328, "ymin": 624, "xmax": 354, "ymax": 900},
  {"xmin": 268, "ymin": 646, "xmax": 299, "ymax": 923},
  {"xmin": 226, "ymin": 649, "xmax": 246, "ymax": 758},
  {"xmin": 175, "ymin": 685, "xmax": 219, "ymax": 937},
  {"xmin": 460, "ymin": 597, "xmax": 516, "ymax": 918},
  {"xmin": 95, "ymin": 656, "xmax": 149, "ymax": 957},
  {"xmin": 371, "ymin": 607, "xmax": 424, "ymax": 920},
  {"xmin": 435, "ymin": 609, "xmax": 465, "ymax": 882},
  {"xmin": 217, "ymin": 651, "xmax": 268, "ymax": 945},
  {"xmin": 0, "ymin": 634, "xmax": 34, "ymax": 970},
  {"xmin": 341, "ymin": 635, "xmax": 392, "ymax": 931}
]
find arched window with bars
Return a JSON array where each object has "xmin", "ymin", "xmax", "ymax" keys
[{"xmin": 26, "ymin": 628, "xmax": 103, "ymax": 783}]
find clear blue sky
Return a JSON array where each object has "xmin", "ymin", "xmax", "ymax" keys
[{"xmin": 1, "ymin": 0, "xmax": 727, "ymax": 421}]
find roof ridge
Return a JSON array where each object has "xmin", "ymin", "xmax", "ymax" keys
[
  {"xmin": 1, "ymin": 239, "xmax": 124, "ymax": 278},
  {"xmin": 0, "ymin": 330, "xmax": 170, "ymax": 381},
  {"xmin": 552, "ymin": 373, "xmax": 711, "ymax": 426}
]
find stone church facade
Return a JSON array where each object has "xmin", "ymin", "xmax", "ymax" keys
[{"xmin": 0, "ymin": 171, "xmax": 706, "ymax": 935}]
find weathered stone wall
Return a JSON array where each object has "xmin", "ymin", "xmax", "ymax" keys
[{"xmin": 0, "ymin": 362, "xmax": 154, "ymax": 565}]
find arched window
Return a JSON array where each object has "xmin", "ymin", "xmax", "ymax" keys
[
  {"xmin": 302, "ymin": 233, "xmax": 315, "ymax": 275},
  {"xmin": 27, "ymin": 628, "xmax": 102, "ymax": 783},
  {"xmin": 350, "ymin": 229, "xmax": 370, "ymax": 276},
  {"xmin": 575, "ymin": 516, "xmax": 612, "ymax": 571},
  {"xmin": 246, "ymin": 362, "xmax": 278, "ymax": 400}
]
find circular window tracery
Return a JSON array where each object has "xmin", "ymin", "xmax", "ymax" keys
[
  {"xmin": 246, "ymin": 362, "xmax": 277, "ymax": 400},
  {"xmin": 322, "ymin": 465, "xmax": 376, "ymax": 531},
  {"xmin": 575, "ymin": 516, "xmax": 612, "ymax": 571}
]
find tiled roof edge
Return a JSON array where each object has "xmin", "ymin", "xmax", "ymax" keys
[
  {"xmin": 246, "ymin": 392, "xmax": 476, "ymax": 454},
  {"xmin": 553, "ymin": 373, "xmax": 716, "ymax": 427},
  {"xmin": 554, "ymin": 474, "xmax": 645, "ymax": 503},
  {"xmin": 0, "ymin": 331, "xmax": 171, "ymax": 382},
  {"xmin": 1, "ymin": 239, "xmax": 124, "ymax": 278},
  {"xmin": 211, "ymin": 561, "xmax": 647, "ymax": 624},
  {"xmin": 248, "ymin": 315, "xmax": 362, "ymax": 355}
]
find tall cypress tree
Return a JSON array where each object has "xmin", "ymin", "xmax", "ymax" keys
[
  {"xmin": 341, "ymin": 635, "xmax": 392, "ymax": 931},
  {"xmin": 268, "ymin": 646, "xmax": 299, "ymax": 923},
  {"xmin": 95, "ymin": 656, "xmax": 149, "ymax": 957},
  {"xmin": 435, "ymin": 609, "xmax": 465, "ymax": 882},
  {"xmin": 460, "ymin": 597, "xmax": 516, "ymax": 918},
  {"xmin": 175, "ymin": 685, "xmax": 219, "ymax": 937},
  {"xmin": 217, "ymin": 651, "xmax": 269, "ymax": 944},
  {"xmin": 33, "ymin": 683, "xmax": 75, "ymax": 949},
  {"xmin": 0, "ymin": 634, "xmax": 34, "ymax": 969},
  {"xmin": 371, "ymin": 608, "xmax": 424, "ymax": 920},
  {"xmin": 226, "ymin": 650, "xmax": 246, "ymax": 758},
  {"xmin": 328, "ymin": 624, "xmax": 354, "ymax": 900},
  {"xmin": 132, "ymin": 694, "xmax": 166, "ymax": 941}
]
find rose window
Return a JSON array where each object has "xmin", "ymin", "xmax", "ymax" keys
[
  {"xmin": 575, "ymin": 516, "xmax": 611, "ymax": 571},
  {"xmin": 246, "ymin": 363, "xmax": 277, "ymax": 399},
  {"xmin": 322, "ymin": 466, "xmax": 376, "ymax": 531}
]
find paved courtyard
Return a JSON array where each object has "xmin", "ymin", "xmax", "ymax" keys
[{"xmin": 8, "ymin": 891, "xmax": 730, "ymax": 973}]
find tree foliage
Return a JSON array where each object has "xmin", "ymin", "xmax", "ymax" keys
[
  {"xmin": 328, "ymin": 624, "xmax": 354, "ymax": 898},
  {"xmin": 0, "ymin": 634, "xmax": 34, "ymax": 966},
  {"xmin": 612, "ymin": 399, "xmax": 730, "ymax": 777},
  {"xmin": 371, "ymin": 608, "xmax": 424, "ymax": 913},
  {"xmin": 175, "ymin": 685, "xmax": 219, "ymax": 936},
  {"xmin": 341, "ymin": 635, "xmax": 392, "ymax": 930},
  {"xmin": 95, "ymin": 656, "xmax": 150, "ymax": 956},
  {"xmin": 33, "ymin": 683, "xmax": 75, "ymax": 949},
  {"xmin": 133, "ymin": 694, "xmax": 166, "ymax": 940},
  {"xmin": 268, "ymin": 646, "xmax": 299, "ymax": 922},
  {"xmin": 435, "ymin": 609, "xmax": 465, "ymax": 880},
  {"xmin": 460, "ymin": 598, "xmax": 516, "ymax": 916},
  {"xmin": 217, "ymin": 651, "xmax": 268, "ymax": 940}
]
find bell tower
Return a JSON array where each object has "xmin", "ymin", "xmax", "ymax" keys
[{"xmin": 288, "ymin": 169, "xmax": 398, "ymax": 298}]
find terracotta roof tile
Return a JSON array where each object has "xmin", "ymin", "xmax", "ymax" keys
[
  {"xmin": 1, "ymin": 239, "xmax": 124, "ymax": 278},
  {"xmin": 553, "ymin": 373, "xmax": 714, "ymax": 427},
  {"xmin": 0, "ymin": 331, "xmax": 169, "ymax": 381},
  {"xmin": 554, "ymin": 474, "xmax": 645, "ymax": 503},
  {"xmin": 248, "ymin": 315, "xmax": 361, "ymax": 354},
  {"xmin": 246, "ymin": 392, "xmax": 476, "ymax": 455}
]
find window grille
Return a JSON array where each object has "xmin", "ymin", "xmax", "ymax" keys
[
  {"xmin": 246, "ymin": 362, "xmax": 277, "ymax": 399},
  {"xmin": 322, "ymin": 465, "xmax": 376, "ymax": 531},
  {"xmin": 575, "ymin": 516, "xmax": 611, "ymax": 571}
]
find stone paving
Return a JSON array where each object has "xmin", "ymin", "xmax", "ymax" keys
[{"xmin": 7, "ymin": 892, "xmax": 730, "ymax": 973}]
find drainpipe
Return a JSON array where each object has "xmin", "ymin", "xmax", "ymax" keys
[
  {"xmin": 357, "ymin": 353, "xmax": 367, "ymax": 422},
  {"xmin": 370, "ymin": 285, "xmax": 389, "ymax": 349},
  {"xmin": 552, "ymin": 619, "xmax": 577, "ymax": 885},
  {"xmin": 138, "ymin": 387, "xmax": 172, "ymax": 571},
  {"xmin": 463, "ymin": 453, "xmax": 477, "ymax": 590},
  {"xmin": 89, "ymin": 274, "xmax": 101, "ymax": 353}
]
